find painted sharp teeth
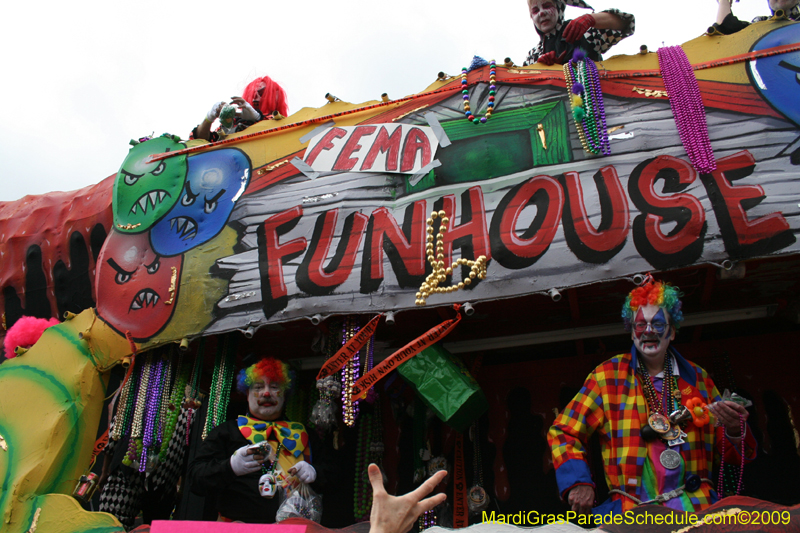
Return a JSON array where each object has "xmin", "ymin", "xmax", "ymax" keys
[
  {"xmin": 149, "ymin": 191, "xmax": 159, "ymax": 207},
  {"xmin": 152, "ymin": 294, "xmax": 159, "ymax": 305},
  {"xmin": 159, "ymin": 191, "xmax": 167, "ymax": 202},
  {"xmin": 131, "ymin": 203, "xmax": 138, "ymax": 215},
  {"xmin": 138, "ymin": 196, "xmax": 149, "ymax": 213},
  {"xmin": 175, "ymin": 217, "xmax": 187, "ymax": 235},
  {"xmin": 182, "ymin": 220, "xmax": 197, "ymax": 238},
  {"xmin": 170, "ymin": 218, "xmax": 176, "ymax": 229},
  {"xmin": 145, "ymin": 292, "xmax": 153, "ymax": 305}
]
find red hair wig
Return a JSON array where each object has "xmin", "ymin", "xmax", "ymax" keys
[{"xmin": 242, "ymin": 75, "xmax": 289, "ymax": 118}]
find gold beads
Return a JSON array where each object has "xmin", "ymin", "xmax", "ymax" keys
[{"xmin": 415, "ymin": 210, "xmax": 489, "ymax": 306}]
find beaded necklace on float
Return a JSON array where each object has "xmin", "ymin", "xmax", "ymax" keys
[
  {"xmin": 184, "ymin": 338, "xmax": 206, "ymax": 445},
  {"xmin": 718, "ymin": 415, "xmax": 746, "ymax": 497},
  {"xmin": 203, "ymin": 333, "xmax": 238, "ymax": 440},
  {"xmin": 341, "ymin": 316, "xmax": 362, "ymax": 427},
  {"xmin": 461, "ymin": 59, "xmax": 497, "ymax": 124},
  {"xmin": 124, "ymin": 354, "xmax": 151, "ymax": 468},
  {"xmin": 140, "ymin": 353, "xmax": 167, "ymax": 472},
  {"xmin": 657, "ymin": 45, "xmax": 716, "ymax": 174},
  {"xmin": 159, "ymin": 349, "xmax": 191, "ymax": 462},
  {"xmin": 563, "ymin": 51, "xmax": 611, "ymax": 156},
  {"xmin": 353, "ymin": 393, "xmax": 384, "ymax": 522}
]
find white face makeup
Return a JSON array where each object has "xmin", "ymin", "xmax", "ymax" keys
[
  {"xmin": 769, "ymin": 0, "xmax": 798, "ymax": 12},
  {"xmin": 529, "ymin": 0, "xmax": 559, "ymax": 34},
  {"xmin": 631, "ymin": 304, "xmax": 675, "ymax": 369},
  {"xmin": 248, "ymin": 376, "xmax": 285, "ymax": 421}
]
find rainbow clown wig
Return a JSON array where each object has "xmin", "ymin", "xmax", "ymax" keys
[
  {"xmin": 621, "ymin": 277, "xmax": 684, "ymax": 332},
  {"xmin": 236, "ymin": 357, "xmax": 293, "ymax": 395}
]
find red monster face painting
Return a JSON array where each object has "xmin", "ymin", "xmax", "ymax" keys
[{"xmin": 95, "ymin": 230, "xmax": 182, "ymax": 340}]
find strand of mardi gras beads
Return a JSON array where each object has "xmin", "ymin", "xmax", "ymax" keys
[
  {"xmin": 564, "ymin": 53, "xmax": 610, "ymax": 155},
  {"xmin": 658, "ymin": 45, "xmax": 716, "ymax": 174},
  {"xmin": 159, "ymin": 350, "xmax": 190, "ymax": 461},
  {"xmin": 141, "ymin": 354, "xmax": 165, "ymax": 472},
  {"xmin": 461, "ymin": 60, "xmax": 497, "ymax": 124},
  {"xmin": 203, "ymin": 336, "xmax": 227, "ymax": 440},
  {"xmin": 155, "ymin": 349, "xmax": 173, "ymax": 447},
  {"xmin": 124, "ymin": 355, "xmax": 151, "ymax": 466},
  {"xmin": 416, "ymin": 210, "xmax": 488, "ymax": 306},
  {"xmin": 111, "ymin": 364, "xmax": 136, "ymax": 441},
  {"xmin": 354, "ymin": 409, "xmax": 374, "ymax": 521}
]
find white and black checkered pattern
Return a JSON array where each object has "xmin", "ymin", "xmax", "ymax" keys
[
  {"xmin": 98, "ymin": 407, "xmax": 192, "ymax": 530},
  {"xmin": 524, "ymin": 2, "xmax": 635, "ymax": 65}
]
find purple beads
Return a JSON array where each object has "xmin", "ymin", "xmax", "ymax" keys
[{"xmin": 658, "ymin": 46, "xmax": 717, "ymax": 174}]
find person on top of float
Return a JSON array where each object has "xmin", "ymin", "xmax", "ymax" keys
[
  {"xmin": 188, "ymin": 357, "xmax": 317, "ymax": 523},
  {"xmin": 714, "ymin": 0, "xmax": 799, "ymax": 34},
  {"xmin": 524, "ymin": 0, "xmax": 635, "ymax": 66},
  {"xmin": 193, "ymin": 75, "xmax": 289, "ymax": 142},
  {"xmin": 548, "ymin": 276, "xmax": 757, "ymax": 515}
]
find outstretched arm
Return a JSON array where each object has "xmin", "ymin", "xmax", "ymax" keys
[
  {"xmin": 368, "ymin": 464, "xmax": 446, "ymax": 533},
  {"xmin": 717, "ymin": 0, "xmax": 733, "ymax": 24}
]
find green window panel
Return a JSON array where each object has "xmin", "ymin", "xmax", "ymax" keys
[{"xmin": 406, "ymin": 100, "xmax": 572, "ymax": 194}]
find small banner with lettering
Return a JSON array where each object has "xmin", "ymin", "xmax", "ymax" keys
[
  {"xmin": 349, "ymin": 306, "xmax": 463, "ymax": 402},
  {"xmin": 316, "ymin": 314, "xmax": 383, "ymax": 380}
]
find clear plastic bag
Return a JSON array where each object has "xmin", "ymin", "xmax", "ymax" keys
[{"xmin": 276, "ymin": 483, "xmax": 323, "ymax": 523}]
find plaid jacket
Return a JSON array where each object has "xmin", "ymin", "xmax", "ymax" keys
[{"xmin": 548, "ymin": 347, "xmax": 757, "ymax": 513}]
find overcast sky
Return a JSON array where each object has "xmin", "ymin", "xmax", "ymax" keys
[{"xmin": 0, "ymin": 0, "xmax": 768, "ymax": 202}]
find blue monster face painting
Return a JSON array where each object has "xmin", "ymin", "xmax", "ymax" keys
[
  {"xmin": 748, "ymin": 24, "xmax": 800, "ymax": 127},
  {"xmin": 150, "ymin": 148, "xmax": 251, "ymax": 256}
]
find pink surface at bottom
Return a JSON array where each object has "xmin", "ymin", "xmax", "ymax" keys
[{"xmin": 151, "ymin": 521, "xmax": 308, "ymax": 533}]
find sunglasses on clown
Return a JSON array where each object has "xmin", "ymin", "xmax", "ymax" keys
[{"xmin": 633, "ymin": 321, "xmax": 670, "ymax": 334}]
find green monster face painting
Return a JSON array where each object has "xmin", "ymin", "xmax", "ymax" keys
[{"xmin": 113, "ymin": 136, "xmax": 187, "ymax": 233}]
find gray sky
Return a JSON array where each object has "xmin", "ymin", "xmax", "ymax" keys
[{"xmin": 0, "ymin": 0, "xmax": 766, "ymax": 202}]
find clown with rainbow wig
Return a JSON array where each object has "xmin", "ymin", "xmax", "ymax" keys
[
  {"xmin": 188, "ymin": 356, "xmax": 316, "ymax": 523},
  {"xmin": 548, "ymin": 275, "xmax": 757, "ymax": 515}
]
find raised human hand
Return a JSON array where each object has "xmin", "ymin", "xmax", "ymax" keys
[
  {"xmin": 563, "ymin": 14, "xmax": 597, "ymax": 42},
  {"xmin": 368, "ymin": 463, "xmax": 446, "ymax": 533}
]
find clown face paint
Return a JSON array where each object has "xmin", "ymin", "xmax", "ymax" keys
[
  {"xmin": 631, "ymin": 304, "xmax": 675, "ymax": 372},
  {"xmin": 529, "ymin": 0, "xmax": 559, "ymax": 34},
  {"xmin": 150, "ymin": 148, "xmax": 251, "ymax": 256},
  {"xmin": 769, "ymin": 0, "xmax": 798, "ymax": 12},
  {"xmin": 113, "ymin": 136, "xmax": 187, "ymax": 234},
  {"xmin": 749, "ymin": 24, "xmax": 800, "ymax": 127},
  {"xmin": 95, "ymin": 230, "xmax": 182, "ymax": 340},
  {"xmin": 248, "ymin": 376, "xmax": 285, "ymax": 421}
]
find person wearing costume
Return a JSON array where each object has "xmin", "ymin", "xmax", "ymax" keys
[
  {"xmin": 714, "ymin": 0, "xmax": 799, "ymax": 34},
  {"xmin": 98, "ymin": 408, "xmax": 192, "ymax": 531},
  {"xmin": 524, "ymin": 0, "xmax": 634, "ymax": 66},
  {"xmin": 548, "ymin": 277, "xmax": 757, "ymax": 515},
  {"xmin": 188, "ymin": 357, "xmax": 316, "ymax": 523},
  {"xmin": 193, "ymin": 75, "xmax": 289, "ymax": 142}
]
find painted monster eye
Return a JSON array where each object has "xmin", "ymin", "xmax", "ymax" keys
[
  {"xmin": 122, "ymin": 171, "xmax": 142, "ymax": 186},
  {"xmin": 204, "ymin": 189, "xmax": 226, "ymax": 215},
  {"xmin": 146, "ymin": 256, "xmax": 161, "ymax": 274},
  {"xmin": 151, "ymin": 160, "xmax": 166, "ymax": 176},
  {"xmin": 181, "ymin": 181, "xmax": 198, "ymax": 207},
  {"xmin": 107, "ymin": 258, "xmax": 135, "ymax": 285}
]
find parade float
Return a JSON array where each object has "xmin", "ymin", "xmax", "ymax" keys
[{"xmin": 0, "ymin": 17, "xmax": 799, "ymax": 533}]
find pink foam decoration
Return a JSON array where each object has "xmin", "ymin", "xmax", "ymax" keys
[{"xmin": 151, "ymin": 521, "xmax": 307, "ymax": 533}]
